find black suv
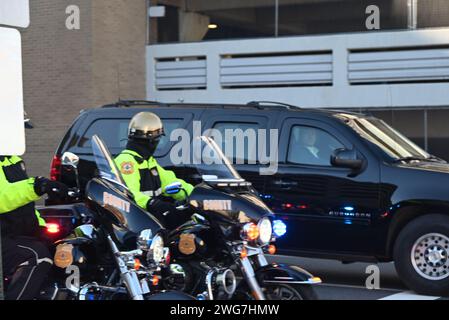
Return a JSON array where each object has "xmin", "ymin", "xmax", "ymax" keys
[{"xmin": 46, "ymin": 100, "xmax": 449, "ymax": 295}]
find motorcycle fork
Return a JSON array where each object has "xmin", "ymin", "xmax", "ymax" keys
[
  {"xmin": 238, "ymin": 248, "xmax": 268, "ymax": 300},
  {"xmin": 107, "ymin": 236, "xmax": 145, "ymax": 300}
]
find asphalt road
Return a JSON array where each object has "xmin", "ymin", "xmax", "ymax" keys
[{"xmin": 267, "ymin": 255, "xmax": 446, "ymax": 300}]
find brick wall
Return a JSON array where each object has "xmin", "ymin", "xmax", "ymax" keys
[
  {"xmin": 91, "ymin": 0, "xmax": 147, "ymax": 106},
  {"xmin": 20, "ymin": 0, "xmax": 147, "ymax": 177}
]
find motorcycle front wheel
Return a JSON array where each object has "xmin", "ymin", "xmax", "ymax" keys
[{"xmin": 263, "ymin": 284, "xmax": 317, "ymax": 300}]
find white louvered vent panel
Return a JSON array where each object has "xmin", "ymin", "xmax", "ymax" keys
[
  {"xmin": 155, "ymin": 57, "xmax": 206, "ymax": 90},
  {"xmin": 220, "ymin": 53, "xmax": 333, "ymax": 88},
  {"xmin": 349, "ymin": 47, "xmax": 449, "ymax": 84}
]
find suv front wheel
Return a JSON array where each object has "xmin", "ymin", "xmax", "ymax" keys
[{"xmin": 394, "ymin": 214, "xmax": 449, "ymax": 296}]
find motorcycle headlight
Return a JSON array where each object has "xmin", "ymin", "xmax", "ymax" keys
[
  {"xmin": 258, "ymin": 218, "xmax": 272, "ymax": 245},
  {"xmin": 148, "ymin": 233, "xmax": 165, "ymax": 264}
]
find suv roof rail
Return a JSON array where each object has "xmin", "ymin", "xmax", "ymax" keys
[
  {"xmin": 246, "ymin": 101, "xmax": 301, "ymax": 110},
  {"xmin": 102, "ymin": 100, "xmax": 167, "ymax": 108}
]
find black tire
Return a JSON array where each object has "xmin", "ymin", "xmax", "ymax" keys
[
  {"xmin": 263, "ymin": 284, "xmax": 318, "ymax": 300},
  {"xmin": 394, "ymin": 214, "xmax": 449, "ymax": 296}
]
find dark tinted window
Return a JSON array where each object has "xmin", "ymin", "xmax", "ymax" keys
[
  {"xmin": 79, "ymin": 119, "xmax": 129, "ymax": 149},
  {"xmin": 212, "ymin": 122, "xmax": 261, "ymax": 163},
  {"xmin": 287, "ymin": 125, "xmax": 344, "ymax": 166},
  {"xmin": 427, "ymin": 109, "xmax": 449, "ymax": 161},
  {"xmin": 79, "ymin": 118, "xmax": 183, "ymax": 156}
]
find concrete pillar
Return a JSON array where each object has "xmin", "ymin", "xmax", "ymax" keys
[
  {"xmin": 178, "ymin": 10, "xmax": 209, "ymax": 42},
  {"xmin": 91, "ymin": 0, "xmax": 147, "ymax": 106}
]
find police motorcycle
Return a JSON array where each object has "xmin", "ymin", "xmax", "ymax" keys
[
  {"xmin": 35, "ymin": 135, "xmax": 193, "ymax": 300},
  {"xmin": 160, "ymin": 136, "xmax": 321, "ymax": 300}
]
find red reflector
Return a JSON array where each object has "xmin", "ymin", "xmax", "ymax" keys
[
  {"xmin": 50, "ymin": 155, "xmax": 62, "ymax": 181},
  {"xmin": 165, "ymin": 250, "xmax": 171, "ymax": 265},
  {"xmin": 46, "ymin": 223, "xmax": 61, "ymax": 234}
]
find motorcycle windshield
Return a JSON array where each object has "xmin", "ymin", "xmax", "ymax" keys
[
  {"xmin": 91, "ymin": 134, "xmax": 127, "ymax": 187},
  {"xmin": 194, "ymin": 136, "xmax": 244, "ymax": 182}
]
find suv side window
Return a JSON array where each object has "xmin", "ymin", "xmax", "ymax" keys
[
  {"xmin": 79, "ymin": 119, "xmax": 129, "ymax": 149},
  {"xmin": 287, "ymin": 125, "xmax": 344, "ymax": 166},
  {"xmin": 212, "ymin": 122, "xmax": 261, "ymax": 163},
  {"xmin": 79, "ymin": 118, "xmax": 183, "ymax": 156}
]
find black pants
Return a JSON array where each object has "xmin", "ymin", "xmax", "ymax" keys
[{"xmin": 1, "ymin": 236, "xmax": 52, "ymax": 300}]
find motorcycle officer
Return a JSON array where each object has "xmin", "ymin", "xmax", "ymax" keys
[
  {"xmin": 115, "ymin": 112, "xmax": 193, "ymax": 229},
  {"xmin": 0, "ymin": 119, "xmax": 69, "ymax": 300}
]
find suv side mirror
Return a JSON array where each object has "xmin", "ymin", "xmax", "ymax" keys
[
  {"xmin": 62, "ymin": 152, "xmax": 80, "ymax": 169},
  {"xmin": 331, "ymin": 148, "xmax": 364, "ymax": 171}
]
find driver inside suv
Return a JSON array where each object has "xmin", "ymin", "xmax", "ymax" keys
[{"xmin": 288, "ymin": 126, "xmax": 341, "ymax": 166}]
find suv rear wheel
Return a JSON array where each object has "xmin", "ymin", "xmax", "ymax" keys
[{"xmin": 394, "ymin": 214, "xmax": 449, "ymax": 296}]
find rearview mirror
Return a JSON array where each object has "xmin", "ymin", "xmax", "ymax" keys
[
  {"xmin": 137, "ymin": 229, "xmax": 153, "ymax": 250},
  {"xmin": 62, "ymin": 152, "xmax": 80, "ymax": 169},
  {"xmin": 331, "ymin": 148, "xmax": 364, "ymax": 171},
  {"xmin": 74, "ymin": 224, "xmax": 97, "ymax": 240}
]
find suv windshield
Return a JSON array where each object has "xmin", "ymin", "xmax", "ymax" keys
[
  {"xmin": 91, "ymin": 134, "xmax": 127, "ymax": 187},
  {"xmin": 339, "ymin": 114, "xmax": 430, "ymax": 160},
  {"xmin": 194, "ymin": 136, "xmax": 243, "ymax": 182}
]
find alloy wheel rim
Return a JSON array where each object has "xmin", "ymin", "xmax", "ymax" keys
[{"xmin": 411, "ymin": 233, "xmax": 449, "ymax": 280}]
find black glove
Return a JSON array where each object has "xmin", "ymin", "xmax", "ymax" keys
[
  {"xmin": 148, "ymin": 197, "xmax": 187, "ymax": 229},
  {"xmin": 34, "ymin": 176, "xmax": 69, "ymax": 199},
  {"xmin": 147, "ymin": 197, "xmax": 175, "ymax": 216}
]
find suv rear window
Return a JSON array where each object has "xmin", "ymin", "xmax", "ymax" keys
[{"xmin": 78, "ymin": 118, "xmax": 183, "ymax": 156}]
